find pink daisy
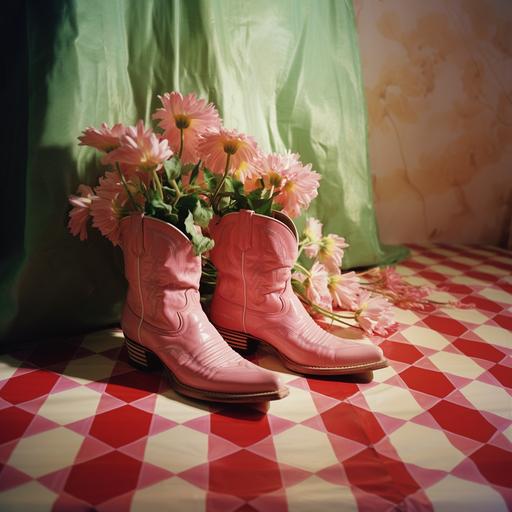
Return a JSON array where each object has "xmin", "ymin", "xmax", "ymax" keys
[
  {"xmin": 304, "ymin": 262, "xmax": 332, "ymax": 311},
  {"xmin": 153, "ymin": 92, "xmax": 221, "ymax": 164},
  {"xmin": 303, "ymin": 217, "xmax": 323, "ymax": 258},
  {"xmin": 197, "ymin": 128, "xmax": 259, "ymax": 177},
  {"xmin": 104, "ymin": 120, "xmax": 173, "ymax": 172},
  {"xmin": 90, "ymin": 172, "xmax": 144, "ymax": 245},
  {"xmin": 68, "ymin": 185, "xmax": 96, "ymax": 241},
  {"xmin": 78, "ymin": 123, "xmax": 126, "ymax": 152},
  {"xmin": 318, "ymin": 234, "xmax": 349, "ymax": 272},
  {"xmin": 328, "ymin": 271, "xmax": 361, "ymax": 310},
  {"xmin": 274, "ymin": 154, "xmax": 321, "ymax": 218},
  {"xmin": 355, "ymin": 290, "xmax": 395, "ymax": 336}
]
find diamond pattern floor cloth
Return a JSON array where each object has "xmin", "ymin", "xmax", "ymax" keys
[{"xmin": 0, "ymin": 244, "xmax": 511, "ymax": 511}]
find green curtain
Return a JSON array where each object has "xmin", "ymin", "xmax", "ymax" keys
[{"xmin": 0, "ymin": 0, "xmax": 407, "ymax": 345}]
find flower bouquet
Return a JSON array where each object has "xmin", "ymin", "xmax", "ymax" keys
[{"xmin": 69, "ymin": 91, "xmax": 402, "ymax": 337}]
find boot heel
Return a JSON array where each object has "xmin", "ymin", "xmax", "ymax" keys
[
  {"xmin": 216, "ymin": 326, "xmax": 258, "ymax": 355},
  {"xmin": 124, "ymin": 336, "xmax": 160, "ymax": 371}
]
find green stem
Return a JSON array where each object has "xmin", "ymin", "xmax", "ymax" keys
[
  {"xmin": 293, "ymin": 262, "xmax": 311, "ymax": 277},
  {"xmin": 151, "ymin": 168, "xmax": 164, "ymax": 201},
  {"xmin": 211, "ymin": 153, "xmax": 231, "ymax": 211},
  {"xmin": 300, "ymin": 297, "xmax": 356, "ymax": 327},
  {"xmin": 171, "ymin": 179, "xmax": 182, "ymax": 204},
  {"xmin": 179, "ymin": 128, "xmax": 184, "ymax": 159},
  {"xmin": 115, "ymin": 162, "xmax": 141, "ymax": 211}
]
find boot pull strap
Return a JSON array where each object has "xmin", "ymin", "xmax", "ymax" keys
[{"xmin": 239, "ymin": 210, "xmax": 254, "ymax": 251}]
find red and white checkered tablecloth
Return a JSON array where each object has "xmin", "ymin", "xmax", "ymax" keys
[{"xmin": 0, "ymin": 244, "xmax": 511, "ymax": 511}]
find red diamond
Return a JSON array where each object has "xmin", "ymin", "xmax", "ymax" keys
[
  {"xmin": 400, "ymin": 367, "xmax": 455, "ymax": 398},
  {"xmin": 379, "ymin": 340, "xmax": 424, "ymax": 364},
  {"xmin": 460, "ymin": 296, "xmax": 501, "ymax": 313},
  {"xmin": 422, "ymin": 316, "xmax": 467, "ymax": 337},
  {"xmin": 429, "ymin": 401, "xmax": 496, "ymax": 442},
  {"xmin": 493, "ymin": 314, "xmax": 512, "ymax": 331},
  {"xmin": 64, "ymin": 451, "xmax": 141, "ymax": 505},
  {"xmin": 210, "ymin": 409, "xmax": 270, "ymax": 447},
  {"xmin": 321, "ymin": 403, "xmax": 385, "ymax": 444},
  {"xmin": 343, "ymin": 447, "xmax": 420, "ymax": 503},
  {"xmin": 488, "ymin": 364, "xmax": 512, "ymax": 389},
  {"xmin": 453, "ymin": 339, "xmax": 505, "ymax": 363},
  {"xmin": 0, "ymin": 407, "xmax": 34, "ymax": 444},
  {"xmin": 307, "ymin": 380, "xmax": 359, "ymax": 401},
  {"xmin": 209, "ymin": 450, "xmax": 282, "ymax": 500},
  {"xmin": 89, "ymin": 405, "xmax": 152, "ymax": 448},
  {"xmin": 417, "ymin": 270, "xmax": 447, "ymax": 282},
  {"xmin": 105, "ymin": 371, "xmax": 161, "ymax": 402},
  {"xmin": 470, "ymin": 445, "xmax": 512, "ymax": 488},
  {"xmin": 0, "ymin": 370, "xmax": 59, "ymax": 404},
  {"xmin": 466, "ymin": 271, "xmax": 497, "ymax": 282}
]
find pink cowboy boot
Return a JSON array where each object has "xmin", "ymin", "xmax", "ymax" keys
[
  {"xmin": 119, "ymin": 213, "xmax": 288, "ymax": 402},
  {"xmin": 208, "ymin": 210, "xmax": 388, "ymax": 375}
]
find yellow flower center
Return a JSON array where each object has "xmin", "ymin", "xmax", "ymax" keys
[
  {"xmin": 265, "ymin": 171, "xmax": 283, "ymax": 188},
  {"xmin": 320, "ymin": 237, "xmax": 335, "ymax": 257},
  {"xmin": 174, "ymin": 114, "xmax": 191, "ymax": 129}
]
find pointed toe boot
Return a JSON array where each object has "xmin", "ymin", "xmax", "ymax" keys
[
  {"xmin": 119, "ymin": 213, "xmax": 288, "ymax": 403},
  {"xmin": 208, "ymin": 210, "xmax": 388, "ymax": 376}
]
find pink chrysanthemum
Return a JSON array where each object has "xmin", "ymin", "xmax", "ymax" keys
[
  {"xmin": 318, "ymin": 234, "xmax": 349, "ymax": 272},
  {"xmin": 90, "ymin": 171, "xmax": 144, "ymax": 246},
  {"xmin": 355, "ymin": 290, "xmax": 395, "ymax": 336},
  {"xmin": 197, "ymin": 128, "xmax": 259, "ymax": 177},
  {"xmin": 68, "ymin": 185, "xmax": 96, "ymax": 241},
  {"xmin": 78, "ymin": 123, "xmax": 126, "ymax": 152},
  {"xmin": 328, "ymin": 271, "xmax": 361, "ymax": 310},
  {"xmin": 273, "ymin": 153, "xmax": 321, "ymax": 218},
  {"xmin": 303, "ymin": 217, "xmax": 323, "ymax": 258},
  {"xmin": 304, "ymin": 262, "xmax": 332, "ymax": 311},
  {"xmin": 153, "ymin": 92, "xmax": 221, "ymax": 165},
  {"xmin": 247, "ymin": 152, "xmax": 292, "ymax": 191},
  {"xmin": 104, "ymin": 120, "xmax": 173, "ymax": 172}
]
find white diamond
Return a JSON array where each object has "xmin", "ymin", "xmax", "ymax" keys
[
  {"xmin": 38, "ymin": 385, "xmax": 102, "ymax": 424},
  {"xmin": 0, "ymin": 481, "xmax": 57, "ymax": 511},
  {"xmin": 64, "ymin": 354, "xmax": 116, "ymax": 384},
  {"xmin": 144, "ymin": 425, "xmax": 207, "ymax": 473},
  {"xmin": 273, "ymin": 425, "xmax": 338, "ymax": 472},
  {"xmin": 426, "ymin": 475, "xmax": 507, "ymax": 511},
  {"xmin": 8, "ymin": 427, "xmax": 83, "ymax": 478},
  {"xmin": 286, "ymin": 475, "xmax": 358, "ymax": 512},
  {"xmin": 441, "ymin": 307, "xmax": 489, "ymax": 325},
  {"xmin": 474, "ymin": 325, "xmax": 512, "ymax": 349},
  {"xmin": 362, "ymin": 383, "xmax": 422, "ymax": 420},
  {"xmin": 389, "ymin": 423, "xmax": 465, "ymax": 471},
  {"xmin": 478, "ymin": 288, "xmax": 512, "ymax": 305},
  {"xmin": 268, "ymin": 385, "xmax": 319, "ymax": 423},
  {"xmin": 401, "ymin": 326, "xmax": 450, "ymax": 350},
  {"xmin": 131, "ymin": 477, "xmax": 205, "ymax": 512},
  {"xmin": 460, "ymin": 381, "xmax": 512, "ymax": 419},
  {"xmin": 429, "ymin": 351, "xmax": 485, "ymax": 379}
]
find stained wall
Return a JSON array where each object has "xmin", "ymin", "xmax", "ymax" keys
[{"xmin": 354, "ymin": 0, "xmax": 512, "ymax": 246}]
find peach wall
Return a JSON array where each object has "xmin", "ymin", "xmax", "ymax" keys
[{"xmin": 354, "ymin": 0, "xmax": 512, "ymax": 246}]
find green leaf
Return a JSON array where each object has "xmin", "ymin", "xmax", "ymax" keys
[
  {"xmin": 189, "ymin": 161, "xmax": 201, "ymax": 184},
  {"xmin": 193, "ymin": 200, "xmax": 213, "ymax": 228},
  {"xmin": 202, "ymin": 167, "xmax": 218, "ymax": 192},
  {"xmin": 184, "ymin": 211, "xmax": 215, "ymax": 256},
  {"xmin": 163, "ymin": 156, "xmax": 182, "ymax": 182}
]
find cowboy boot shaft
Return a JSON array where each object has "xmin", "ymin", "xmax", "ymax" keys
[
  {"xmin": 121, "ymin": 214, "xmax": 200, "ymax": 333},
  {"xmin": 210, "ymin": 211, "xmax": 297, "ymax": 327}
]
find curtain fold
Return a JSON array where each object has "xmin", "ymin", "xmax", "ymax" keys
[{"xmin": 0, "ymin": 0, "xmax": 407, "ymax": 344}]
